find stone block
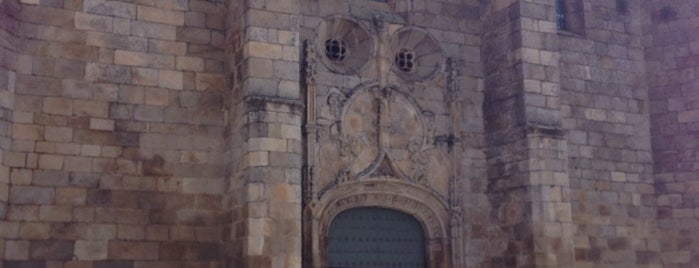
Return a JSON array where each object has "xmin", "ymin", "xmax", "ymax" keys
[
  {"xmin": 38, "ymin": 154, "xmax": 64, "ymax": 170},
  {"xmin": 248, "ymin": 151, "xmax": 268, "ymax": 166},
  {"xmin": 73, "ymin": 100, "xmax": 109, "ymax": 117},
  {"xmin": 74, "ymin": 240, "xmax": 108, "ymax": 260},
  {"xmin": 86, "ymin": 32, "xmax": 148, "ymax": 52},
  {"xmin": 114, "ymin": 18, "xmax": 131, "ymax": 35},
  {"xmin": 272, "ymin": 60, "xmax": 298, "ymax": 81},
  {"xmin": 10, "ymin": 186, "xmax": 54, "ymax": 204},
  {"xmin": 144, "ymin": 225, "xmax": 169, "ymax": 241},
  {"xmin": 38, "ymin": 206, "xmax": 72, "ymax": 222},
  {"xmin": 131, "ymin": 21, "xmax": 176, "ymax": 40},
  {"xmin": 7, "ymin": 205, "xmax": 38, "ymax": 221},
  {"xmin": 118, "ymin": 86, "xmax": 145, "ymax": 104},
  {"xmin": 19, "ymin": 5, "xmax": 74, "ymax": 26},
  {"xmin": 282, "ymin": 45, "xmax": 298, "ymax": 61},
  {"xmin": 4, "ymin": 152, "xmax": 26, "ymax": 167},
  {"xmin": 33, "ymin": 170, "xmax": 69, "ymax": 186},
  {"xmin": 248, "ymin": 137, "xmax": 286, "ymax": 152},
  {"xmin": 246, "ymin": 8, "xmax": 291, "ymax": 29},
  {"xmin": 86, "ymin": 63, "xmax": 132, "ymax": 84},
  {"xmin": 42, "ymin": 97, "xmax": 73, "ymax": 115},
  {"xmin": 55, "ymin": 143, "xmax": 81, "ymax": 155},
  {"xmin": 137, "ymin": 6, "xmax": 184, "ymax": 25},
  {"xmin": 195, "ymin": 73, "xmax": 224, "ymax": 91},
  {"xmin": 94, "ymin": 84, "xmax": 119, "ymax": 101},
  {"xmin": 19, "ymin": 223, "xmax": 51, "ymax": 239},
  {"xmin": 661, "ymin": 251, "xmax": 691, "ymax": 264},
  {"xmin": 12, "ymin": 124, "xmax": 42, "ymax": 140},
  {"xmin": 114, "ymin": 50, "xmax": 175, "ymax": 69},
  {"xmin": 73, "ymin": 207, "xmax": 95, "ymax": 222},
  {"xmin": 5, "ymin": 240, "xmax": 30, "ymax": 260},
  {"xmin": 134, "ymin": 105, "xmax": 164, "ymax": 122},
  {"xmin": 278, "ymin": 80, "xmax": 299, "ymax": 99},
  {"xmin": 268, "ymin": 152, "xmax": 300, "ymax": 168},
  {"xmin": 108, "ymin": 241, "xmax": 159, "ymax": 260},
  {"xmin": 55, "ymin": 59, "xmax": 86, "ymax": 80},
  {"xmin": 64, "ymin": 156, "xmax": 93, "ymax": 172},
  {"xmin": 247, "ymin": 42, "xmax": 282, "ymax": 59},
  {"xmin": 584, "ymin": 108, "xmax": 607, "ymax": 121},
  {"xmin": 176, "ymin": 27, "xmax": 210, "ymax": 44},
  {"xmin": 85, "ymin": 224, "xmax": 117, "ymax": 240},
  {"xmin": 10, "ymin": 169, "xmax": 33, "ymax": 185},
  {"xmin": 168, "ymin": 226, "xmax": 194, "ymax": 241},
  {"xmin": 540, "ymin": 51, "xmax": 559, "ymax": 66},
  {"xmin": 176, "ymin": 56, "xmax": 204, "ymax": 71},
  {"xmin": 148, "ymin": 40, "xmax": 187, "ymax": 55},
  {"xmin": 158, "ymin": 70, "xmax": 183, "ymax": 90},
  {"xmin": 185, "ymin": 11, "xmax": 206, "ymax": 27},
  {"xmin": 144, "ymin": 88, "xmax": 170, "ymax": 106},
  {"xmin": 44, "ymin": 126, "xmax": 72, "ymax": 142},
  {"xmin": 280, "ymin": 124, "xmax": 300, "ymax": 141},
  {"xmin": 95, "ymin": 208, "xmax": 148, "ymax": 224},
  {"xmin": 80, "ymin": 145, "xmax": 101, "ymax": 156},
  {"xmin": 117, "ymin": 225, "xmax": 145, "ymax": 240},
  {"xmin": 83, "ymin": 0, "xmax": 136, "ymax": 19},
  {"xmin": 75, "ymin": 12, "xmax": 113, "ymax": 32},
  {"xmin": 55, "ymin": 188, "xmax": 87, "ymax": 205},
  {"xmin": 61, "ymin": 79, "xmax": 92, "ymax": 99},
  {"xmin": 30, "ymin": 240, "xmax": 74, "ymax": 260},
  {"xmin": 12, "ymin": 112, "xmax": 33, "ymax": 124},
  {"xmin": 131, "ymin": 67, "xmax": 158, "ymax": 86},
  {"xmin": 90, "ymin": 118, "xmax": 115, "ymax": 131},
  {"xmin": 677, "ymin": 110, "xmax": 699, "ymax": 123},
  {"xmin": 156, "ymin": 0, "xmax": 188, "ymax": 10},
  {"xmin": 32, "ymin": 57, "xmax": 55, "ymax": 76}
]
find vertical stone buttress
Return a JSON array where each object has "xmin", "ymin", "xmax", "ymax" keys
[
  {"xmin": 645, "ymin": 0, "xmax": 699, "ymax": 266},
  {"xmin": 225, "ymin": 0, "xmax": 303, "ymax": 267},
  {"xmin": 562, "ymin": 1, "xmax": 659, "ymax": 266},
  {"xmin": 483, "ymin": 0, "xmax": 574, "ymax": 266},
  {"xmin": 0, "ymin": 0, "xmax": 19, "ymax": 265}
]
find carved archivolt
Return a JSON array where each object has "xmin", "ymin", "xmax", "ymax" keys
[
  {"xmin": 315, "ymin": 181, "xmax": 450, "ymax": 238},
  {"xmin": 308, "ymin": 180, "xmax": 452, "ymax": 267}
]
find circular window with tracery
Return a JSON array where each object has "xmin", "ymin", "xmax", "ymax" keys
[
  {"xmin": 395, "ymin": 49, "xmax": 416, "ymax": 72},
  {"xmin": 390, "ymin": 27, "xmax": 442, "ymax": 82},
  {"xmin": 325, "ymin": 38, "xmax": 349, "ymax": 62},
  {"xmin": 315, "ymin": 16, "xmax": 374, "ymax": 74}
]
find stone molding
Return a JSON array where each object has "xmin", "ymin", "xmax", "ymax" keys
[{"xmin": 308, "ymin": 179, "xmax": 451, "ymax": 267}]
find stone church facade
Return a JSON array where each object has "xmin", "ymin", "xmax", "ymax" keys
[{"xmin": 0, "ymin": 0, "xmax": 698, "ymax": 267}]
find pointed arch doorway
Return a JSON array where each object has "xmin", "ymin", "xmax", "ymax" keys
[{"xmin": 326, "ymin": 207, "xmax": 427, "ymax": 268}]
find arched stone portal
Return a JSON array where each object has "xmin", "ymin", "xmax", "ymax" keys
[
  {"xmin": 306, "ymin": 181, "xmax": 452, "ymax": 268},
  {"xmin": 326, "ymin": 207, "xmax": 427, "ymax": 267}
]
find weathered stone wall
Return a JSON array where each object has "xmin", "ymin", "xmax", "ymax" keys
[
  {"xmin": 0, "ymin": 0, "xmax": 21, "ymax": 265},
  {"xmin": 2, "ymin": 0, "xmax": 228, "ymax": 266},
  {"xmin": 0, "ymin": 0, "xmax": 697, "ymax": 267},
  {"xmin": 559, "ymin": 0, "xmax": 659, "ymax": 266},
  {"xmin": 644, "ymin": 0, "xmax": 699, "ymax": 266}
]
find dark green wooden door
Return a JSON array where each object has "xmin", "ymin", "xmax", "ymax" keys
[{"xmin": 327, "ymin": 207, "xmax": 426, "ymax": 268}]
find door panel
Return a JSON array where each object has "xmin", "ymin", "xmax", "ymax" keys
[{"xmin": 327, "ymin": 207, "xmax": 426, "ymax": 268}]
